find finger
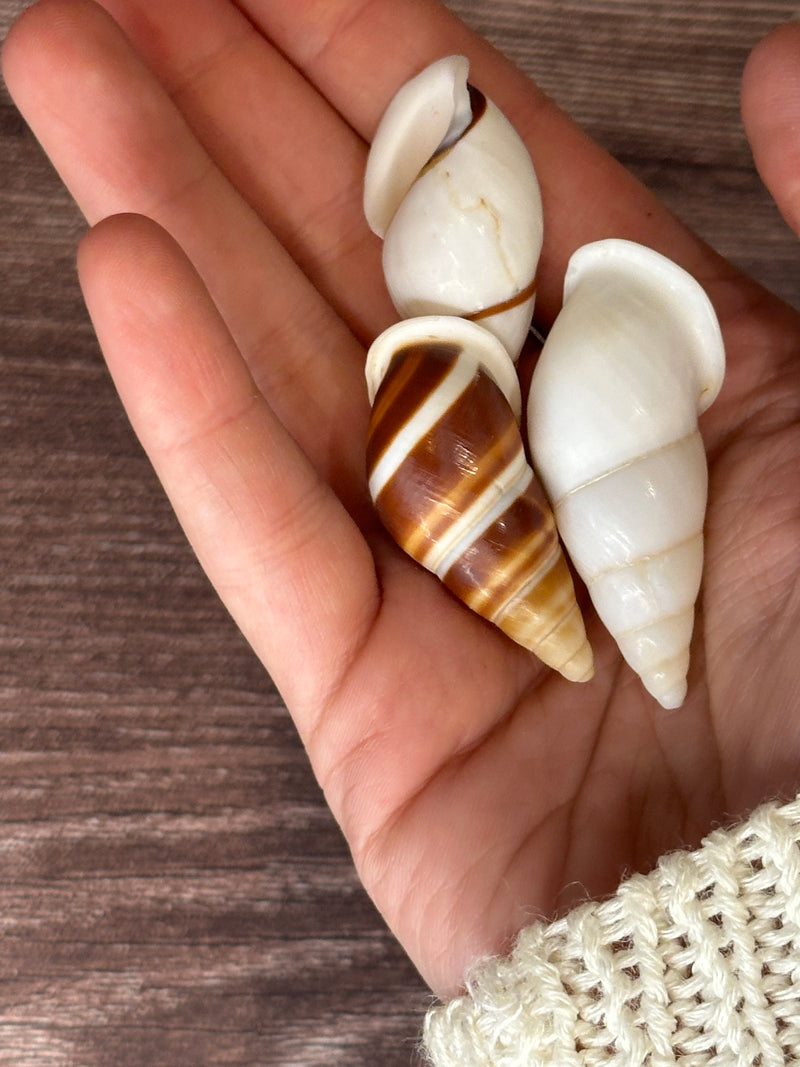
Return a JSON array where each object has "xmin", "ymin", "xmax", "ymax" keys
[
  {"xmin": 2, "ymin": 0, "xmax": 372, "ymax": 488},
  {"xmin": 76, "ymin": 212, "xmax": 379, "ymax": 722},
  {"xmin": 240, "ymin": 0, "xmax": 750, "ymax": 321},
  {"xmin": 86, "ymin": 0, "xmax": 396, "ymax": 340},
  {"xmin": 742, "ymin": 21, "xmax": 800, "ymax": 238}
]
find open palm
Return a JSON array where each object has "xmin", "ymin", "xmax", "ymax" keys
[{"xmin": 4, "ymin": 0, "xmax": 799, "ymax": 997}]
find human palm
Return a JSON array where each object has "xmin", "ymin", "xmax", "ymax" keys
[{"xmin": 4, "ymin": 0, "xmax": 799, "ymax": 997}]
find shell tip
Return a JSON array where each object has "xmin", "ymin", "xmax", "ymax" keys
[
  {"xmin": 646, "ymin": 675, "xmax": 688, "ymax": 710},
  {"xmin": 654, "ymin": 684, "xmax": 687, "ymax": 710},
  {"xmin": 557, "ymin": 641, "xmax": 594, "ymax": 684}
]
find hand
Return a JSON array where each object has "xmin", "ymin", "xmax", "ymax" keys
[{"xmin": 4, "ymin": 0, "xmax": 799, "ymax": 997}]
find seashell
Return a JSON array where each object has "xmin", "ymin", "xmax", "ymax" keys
[
  {"xmin": 528, "ymin": 239, "xmax": 725, "ymax": 708},
  {"xmin": 365, "ymin": 315, "xmax": 594, "ymax": 683},
  {"xmin": 364, "ymin": 55, "xmax": 543, "ymax": 362}
]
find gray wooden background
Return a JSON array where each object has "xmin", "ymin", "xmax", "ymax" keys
[{"xmin": 1, "ymin": 1, "xmax": 798, "ymax": 1064}]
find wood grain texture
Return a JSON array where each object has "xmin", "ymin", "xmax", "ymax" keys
[{"xmin": 0, "ymin": 0, "xmax": 797, "ymax": 1064}]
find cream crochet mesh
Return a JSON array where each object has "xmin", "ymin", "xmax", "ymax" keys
[{"xmin": 423, "ymin": 796, "xmax": 800, "ymax": 1066}]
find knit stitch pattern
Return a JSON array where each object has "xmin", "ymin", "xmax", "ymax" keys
[{"xmin": 423, "ymin": 796, "xmax": 800, "ymax": 1066}]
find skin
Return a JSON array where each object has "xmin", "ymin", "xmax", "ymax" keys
[{"xmin": 3, "ymin": 0, "xmax": 799, "ymax": 999}]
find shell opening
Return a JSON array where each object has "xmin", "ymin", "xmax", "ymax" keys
[
  {"xmin": 363, "ymin": 55, "xmax": 472, "ymax": 238},
  {"xmin": 365, "ymin": 316, "xmax": 522, "ymax": 421},
  {"xmin": 563, "ymin": 239, "xmax": 726, "ymax": 414},
  {"xmin": 438, "ymin": 80, "xmax": 475, "ymax": 151}
]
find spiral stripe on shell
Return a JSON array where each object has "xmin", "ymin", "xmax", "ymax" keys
[{"xmin": 366, "ymin": 340, "xmax": 593, "ymax": 682}]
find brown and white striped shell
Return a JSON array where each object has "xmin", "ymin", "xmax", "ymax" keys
[{"xmin": 366, "ymin": 317, "xmax": 594, "ymax": 682}]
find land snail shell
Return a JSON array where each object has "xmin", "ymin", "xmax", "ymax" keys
[
  {"xmin": 365, "ymin": 315, "xmax": 595, "ymax": 683},
  {"xmin": 364, "ymin": 54, "xmax": 544, "ymax": 362},
  {"xmin": 528, "ymin": 239, "xmax": 726, "ymax": 709}
]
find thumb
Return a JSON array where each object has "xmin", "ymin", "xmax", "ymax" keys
[{"xmin": 741, "ymin": 21, "xmax": 800, "ymax": 238}]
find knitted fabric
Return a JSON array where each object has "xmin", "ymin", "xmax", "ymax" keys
[{"xmin": 423, "ymin": 796, "xmax": 800, "ymax": 1066}]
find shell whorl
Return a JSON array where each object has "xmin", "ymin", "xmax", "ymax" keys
[
  {"xmin": 528, "ymin": 239, "xmax": 726, "ymax": 708},
  {"xmin": 366, "ymin": 318, "xmax": 593, "ymax": 683},
  {"xmin": 364, "ymin": 55, "xmax": 543, "ymax": 362}
]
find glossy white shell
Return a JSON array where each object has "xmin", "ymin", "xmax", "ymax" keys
[
  {"xmin": 364, "ymin": 55, "xmax": 543, "ymax": 362},
  {"xmin": 528, "ymin": 239, "xmax": 725, "ymax": 708}
]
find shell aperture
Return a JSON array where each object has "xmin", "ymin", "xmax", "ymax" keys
[
  {"xmin": 528, "ymin": 239, "xmax": 725, "ymax": 708},
  {"xmin": 366, "ymin": 317, "xmax": 594, "ymax": 682},
  {"xmin": 364, "ymin": 55, "xmax": 473, "ymax": 239}
]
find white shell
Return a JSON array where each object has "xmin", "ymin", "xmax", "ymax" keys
[
  {"xmin": 528, "ymin": 239, "xmax": 725, "ymax": 709},
  {"xmin": 364, "ymin": 56, "xmax": 543, "ymax": 362}
]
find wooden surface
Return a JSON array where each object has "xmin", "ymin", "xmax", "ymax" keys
[{"xmin": 0, "ymin": 1, "xmax": 797, "ymax": 1064}]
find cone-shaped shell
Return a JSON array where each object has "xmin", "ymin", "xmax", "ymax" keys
[
  {"xmin": 364, "ymin": 56, "xmax": 543, "ymax": 362},
  {"xmin": 528, "ymin": 239, "xmax": 725, "ymax": 708},
  {"xmin": 366, "ymin": 316, "xmax": 594, "ymax": 682}
]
